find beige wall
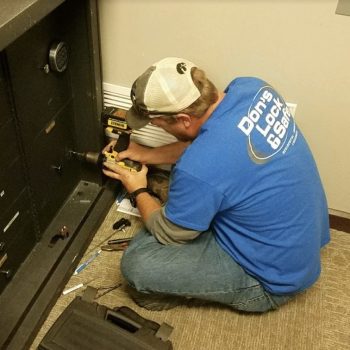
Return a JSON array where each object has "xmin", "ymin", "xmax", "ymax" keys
[{"xmin": 98, "ymin": 0, "xmax": 350, "ymax": 213}]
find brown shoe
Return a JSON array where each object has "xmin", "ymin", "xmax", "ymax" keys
[
  {"xmin": 128, "ymin": 287, "xmax": 184, "ymax": 311},
  {"xmin": 127, "ymin": 286, "xmax": 210, "ymax": 311}
]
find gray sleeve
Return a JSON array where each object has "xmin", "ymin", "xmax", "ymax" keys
[{"xmin": 145, "ymin": 207, "xmax": 201, "ymax": 245}]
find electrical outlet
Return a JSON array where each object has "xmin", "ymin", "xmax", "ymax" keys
[{"xmin": 286, "ymin": 102, "xmax": 297, "ymax": 118}]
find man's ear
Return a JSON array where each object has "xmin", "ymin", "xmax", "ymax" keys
[{"xmin": 175, "ymin": 113, "xmax": 192, "ymax": 128}]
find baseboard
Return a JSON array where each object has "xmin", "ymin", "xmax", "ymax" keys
[{"xmin": 329, "ymin": 209, "xmax": 350, "ymax": 233}]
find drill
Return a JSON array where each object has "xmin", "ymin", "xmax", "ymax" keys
[{"xmin": 70, "ymin": 132, "xmax": 142, "ymax": 172}]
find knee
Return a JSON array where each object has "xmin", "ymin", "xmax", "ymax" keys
[
  {"xmin": 120, "ymin": 248, "xmax": 141, "ymax": 286},
  {"xmin": 120, "ymin": 245, "xmax": 158, "ymax": 290}
]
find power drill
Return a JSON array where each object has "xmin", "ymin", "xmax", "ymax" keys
[{"xmin": 70, "ymin": 132, "xmax": 142, "ymax": 172}]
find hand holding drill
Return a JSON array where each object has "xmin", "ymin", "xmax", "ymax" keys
[{"xmin": 70, "ymin": 132, "xmax": 142, "ymax": 172}]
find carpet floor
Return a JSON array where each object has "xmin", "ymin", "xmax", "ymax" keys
[{"xmin": 31, "ymin": 204, "xmax": 350, "ymax": 350}]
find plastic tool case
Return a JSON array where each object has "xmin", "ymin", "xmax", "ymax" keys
[{"xmin": 38, "ymin": 287, "xmax": 174, "ymax": 350}]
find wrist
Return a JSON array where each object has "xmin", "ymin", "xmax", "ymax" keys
[{"xmin": 129, "ymin": 188, "xmax": 152, "ymax": 207}]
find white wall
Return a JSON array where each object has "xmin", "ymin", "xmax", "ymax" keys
[{"xmin": 98, "ymin": 0, "xmax": 350, "ymax": 213}]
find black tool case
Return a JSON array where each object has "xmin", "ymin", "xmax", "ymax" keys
[{"xmin": 38, "ymin": 287, "xmax": 174, "ymax": 350}]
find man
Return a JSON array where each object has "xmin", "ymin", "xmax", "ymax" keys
[{"xmin": 103, "ymin": 57, "xmax": 330, "ymax": 312}]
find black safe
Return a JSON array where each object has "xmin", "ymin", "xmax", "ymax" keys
[{"xmin": 0, "ymin": 1, "xmax": 119, "ymax": 348}]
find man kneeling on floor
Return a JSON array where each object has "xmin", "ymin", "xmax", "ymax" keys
[{"xmin": 102, "ymin": 57, "xmax": 330, "ymax": 313}]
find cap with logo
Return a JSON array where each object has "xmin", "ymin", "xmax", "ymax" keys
[{"xmin": 125, "ymin": 57, "xmax": 201, "ymax": 129}]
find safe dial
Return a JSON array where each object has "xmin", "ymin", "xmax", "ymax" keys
[{"xmin": 49, "ymin": 41, "xmax": 69, "ymax": 73}]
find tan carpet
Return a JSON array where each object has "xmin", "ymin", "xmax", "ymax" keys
[{"xmin": 31, "ymin": 204, "xmax": 350, "ymax": 350}]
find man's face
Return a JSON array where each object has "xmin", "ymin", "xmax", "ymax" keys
[{"xmin": 150, "ymin": 116, "xmax": 194, "ymax": 142}]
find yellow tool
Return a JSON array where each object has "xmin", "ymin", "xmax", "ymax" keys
[{"xmin": 70, "ymin": 132, "xmax": 142, "ymax": 172}]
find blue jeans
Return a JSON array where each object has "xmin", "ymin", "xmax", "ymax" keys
[{"xmin": 121, "ymin": 229, "xmax": 294, "ymax": 313}]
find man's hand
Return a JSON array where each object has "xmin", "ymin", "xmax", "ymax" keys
[
  {"xmin": 102, "ymin": 140, "xmax": 117, "ymax": 154},
  {"xmin": 117, "ymin": 141, "xmax": 151, "ymax": 163},
  {"xmin": 102, "ymin": 139, "xmax": 189, "ymax": 166},
  {"xmin": 102, "ymin": 161, "xmax": 148, "ymax": 193}
]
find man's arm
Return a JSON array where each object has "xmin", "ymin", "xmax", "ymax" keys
[
  {"xmin": 102, "ymin": 163, "xmax": 162, "ymax": 222},
  {"xmin": 119, "ymin": 190, "xmax": 200, "ymax": 245},
  {"xmin": 132, "ymin": 190, "xmax": 162, "ymax": 222},
  {"xmin": 102, "ymin": 162, "xmax": 201, "ymax": 245},
  {"xmin": 145, "ymin": 207, "xmax": 201, "ymax": 245}
]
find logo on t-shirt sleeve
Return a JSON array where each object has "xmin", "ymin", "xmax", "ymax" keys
[{"xmin": 237, "ymin": 86, "xmax": 297, "ymax": 164}]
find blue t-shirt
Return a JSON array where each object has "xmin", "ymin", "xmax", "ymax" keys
[{"xmin": 164, "ymin": 77, "xmax": 330, "ymax": 295}]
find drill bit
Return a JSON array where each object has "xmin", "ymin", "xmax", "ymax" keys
[
  {"xmin": 69, "ymin": 150, "xmax": 102, "ymax": 165},
  {"xmin": 69, "ymin": 150, "xmax": 86, "ymax": 161}
]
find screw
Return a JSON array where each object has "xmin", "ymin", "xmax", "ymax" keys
[
  {"xmin": 0, "ymin": 269, "xmax": 12, "ymax": 279},
  {"xmin": 51, "ymin": 164, "xmax": 63, "ymax": 174},
  {"xmin": 41, "ymin": 64, "xmax": 50, "ymax": 74},
  {"xmin": 60, "ymin": 225, "xmax": 69, "ymax": 239}
]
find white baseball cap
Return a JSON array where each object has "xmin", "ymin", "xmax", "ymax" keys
[{"xmin": 126, "ymin": 57, "xmax": 201, "ymax": 129}]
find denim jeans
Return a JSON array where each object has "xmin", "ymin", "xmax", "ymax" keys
[{"xmin": 121, "ymin": 229, "xmax": 294, "ymax": 313}]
